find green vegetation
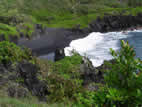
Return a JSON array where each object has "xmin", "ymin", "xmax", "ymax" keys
[
  {"xmin": 0, "ymin": 23, "xmax": 19, "ymax": 40},
  {"xmin": 1, "ymin": 0, "xmax": 142, "ymax": 106},
  {"xmin": 0, "ymin": 97, "xmax": 47, "ymax": 107},
  {"xmin": 0, "ymin": 21, "xmax": 34, "ymax": 40},
  {"xmin": 36, "ymin": 40, "xmax": 142, "ymax": 106},
  {"xmin": 0, "ymin": 23, "xmax": 18, "ymax": 36},
  {"xmin": 37, "ymin": 54, "xmax": 84, "ymax": 103},
  {"xmin": 0, "ymin": 96, "xmax": 69, "ymax": 107},
  {"xmin": 0, "ymin": 0, "xmax": 141, "ymax": 37},
  {"xmin": 0, "ymin": 41, "xmax": 33, "ymax": 65},
  {"xmin": 2, "ymin": 40, "xmax": 142, "ymax": 106},
  {"xmin": 73, "ymin": 40, "xmax": 142, "ymax": 106},
  {"xmin": 103, "ymin": 40, "xmax": 142, "ymax": 106},
  {"xmin": 26, "ymin": 0, "xmax": 142, "ymax": 28},
  {"xmin": 0, "ymin": 0, "xmax": 142, "ymax": 30},
  {"xmin": 17, "ymin": 23, "xmax": 35, "ymax": 38}
]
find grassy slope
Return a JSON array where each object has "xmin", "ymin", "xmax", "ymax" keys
[
  {"xmin": 0, "ymin": 0, "xmax": 142, "ymax": 29},
  {"xmin": 26, "ymin": 0, "xmax": 142, "ymax": 28},
  {"xmin": 44, "ymin": 7, "xmax": 142, "ymax": 28},
  {"xmin": 0, "ymin": 96, "xmax": 71, "ymax": 107}
]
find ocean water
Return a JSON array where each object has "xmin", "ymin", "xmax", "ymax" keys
[{"xmin": 64, "ymin": 30, "xmax": 142, "ymax": 67}]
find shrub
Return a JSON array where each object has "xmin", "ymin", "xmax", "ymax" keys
[
  {"xmin": 43, "ymin": 54, "xmax": 84, "ymax": 103},
  {"xmin": 0, "ymin": 41, "xmax": 33, "ymax": 65},
  {"xmin": 17, "ymin": 23, "xmax": 34, "ymax": 38},
  {"xmin": 74, "ymin": 86, "xmax": 107, "ymax": 107},
  {"xmin": 103, "ymin": 40, "xmax": 142, "ymax": 106},
  {"xmin": 0, "ymin": 23, "xmax": 19, "ymax": 40},
  {"xmin": 47, "ymin": 74, "xmax": 83, "ymax": 103},
  {"xmin": 54, "ymin": 53, "xmax": 82, "ymax": 75},
  {"xmin": 73, "ymin": 40, "xmax": 142, "ymax": 106}
]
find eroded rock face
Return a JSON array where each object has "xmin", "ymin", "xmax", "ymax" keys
[
  {"xmin": 80, "ymin": 57, "xmax": 104, "ymax": 85},
  {"xmin": 79, "ymin": 58, "xmax": 117, "ymax": 91}
]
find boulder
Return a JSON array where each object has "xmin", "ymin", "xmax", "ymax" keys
[
  {"xmin": 55, "ymin": 48, "xmax": 65, "ymax": 61},
  {"xmin": 18, "ymin": 62, "xmax": 49, "ymax": 98}
]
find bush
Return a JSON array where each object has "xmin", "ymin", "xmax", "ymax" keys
[
  {"xmin": 54, "ymin": 53, "xmax": 82, "ymax": 75},
  {"xmin": 38, "ymin": 54, "xmax": 84, "ymax": 103},
  {"xmin": 74, "ymin": 86, "xmax": 107, "ymax": 107},
  {"xmin": 17, "ymin": 23, "xmax": 34, "ymax": 38},
  {"xmin": 47, "ymin": 74, "xmax": 83, "ymax": 103},
  {"xmin": 0, "ymin": 23, "xmax": 19, "ymax": 40},
  {"xmin": 0, "ymin": 41, "xmax": 33, "ymax": 65},
  {"xmin": 73, "ymin": 40, "xmax": 142, "ymax": 106},
  {"xmin": 103, "ymin": 40, "xmax": 142, "ymax": 106}
]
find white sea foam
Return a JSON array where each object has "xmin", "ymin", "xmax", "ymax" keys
[{"xmin": 65, "ymin": 30, "xmax": 142, "ymax": 67}]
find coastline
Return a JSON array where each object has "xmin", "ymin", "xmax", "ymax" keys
[{"xmin": 15, "ymin": 13, "xmax": 142, "ymax": 58}]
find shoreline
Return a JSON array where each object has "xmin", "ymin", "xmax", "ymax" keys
[{"xmin": 16, "ymin": 14, "xmax": 142, "ymax": 57}]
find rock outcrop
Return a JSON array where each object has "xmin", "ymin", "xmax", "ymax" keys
[
  {"xmin": 0, "ymin": 62, "xmax": 49, "ymax": 101},
  {"xmin": 79, "ymin": 57, "xmax": 104, "ymax": 85},
  {"xmin": 17, "ymin": 13, "xmax": 142, "ymax": 57},
  {"xmin": 54, "ymin": 48, "xmax": 65, "ymax": 61},
  {"xmin": 88, "ymin": 13, "xmax": 142, "ymax": 32}
]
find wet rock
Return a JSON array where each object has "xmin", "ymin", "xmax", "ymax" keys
[
  {"xmin": 19, "ymin": 32, "xmax": 25, "ymax": 38},
  {"xmin": 35, "ymin": 24, "xmax": 45, "ymax": 34},
  {"xmin": 55, "ymin": 48, "xmax": 65, "ymax": 61},
  {"xmin": 36, "ymin": 24, "xmax": 43, "ymax": 30},
  {"xmin": 80, "ymin": 57, "xmax": 104, "ymax": 85}
]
